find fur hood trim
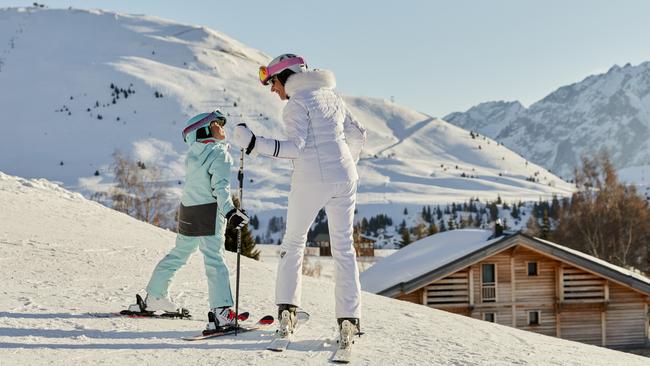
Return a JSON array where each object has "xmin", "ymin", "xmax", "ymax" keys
[{"xmin": 285, "ymin": 69, "xmax": 336, "ymax": 97}]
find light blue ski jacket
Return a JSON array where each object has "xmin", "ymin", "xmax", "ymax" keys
[{"xmin": 181, "ymin": 139, "xmax": 236, "ymax": 219}]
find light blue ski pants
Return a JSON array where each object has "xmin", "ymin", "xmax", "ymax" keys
[{"xmin": 146, "ymin": 216, "xmax": 233, "ymax": 308}]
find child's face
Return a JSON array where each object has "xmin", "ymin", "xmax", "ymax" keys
[{"xmin": 209, "ymin": 122, "xmax": 226, "ymax": 140}]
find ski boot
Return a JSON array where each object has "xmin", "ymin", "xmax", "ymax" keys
[
  {"xmin": 333, "ymin": 318, "xmax": 361, "ymax": 363},
  {"xmin": 203, "ymin": 307, "xmax": 237, "ymax": 335},
  {"xmin": 337, "ymin": 318, "xmax": 361, "ymax": 347},
  {"xmin": 276, "ymin": 304, "xmax": 298, "ymax": 338},
  {"xmin": 122, "ymin": 294, "xmax": 190, "ymax": 318},
  {"xmin": 142, "ymin": 294, "xmax": 180, "ymax": 313}
]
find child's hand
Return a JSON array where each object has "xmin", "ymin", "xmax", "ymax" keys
[{"xmin": 226, "ymin": 208, "xmax": 249, "ymax": 229}]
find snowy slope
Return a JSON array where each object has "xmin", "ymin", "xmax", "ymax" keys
[
  {"xmin": 0, "ymin": 6, "xmax": 574, "ymax": 226},
  {"xmin": 445, "ymin": 62, "xmax": 650, "ymax": 179},
  {"xmin": 1, "ymin": 171, "xmax": 648, "ymax": 365}
]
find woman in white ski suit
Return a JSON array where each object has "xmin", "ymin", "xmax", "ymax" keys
[{"xmin": 234, "ymin": 55, "xmax": 366, "ymax": 326}]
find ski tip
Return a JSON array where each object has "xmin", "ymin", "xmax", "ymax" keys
[
  {"xmin": 296, "ymin": 310, "xmax": 310, "ymax": 321},
  {"xmin": 259, "ymin": 315, "xmax": 274, "ymax": 325}
]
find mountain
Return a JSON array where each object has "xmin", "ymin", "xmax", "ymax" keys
[
  {"xmin": 0, "ymin": 6, "xmax": 574, "ymax": 232},
  {"xmin": 445, "ymin": 62, "xmax": 650, "ymax": 178},
  {"xmin": 1, "ymin": 170, "xmax": 648, "ymax": 365}
]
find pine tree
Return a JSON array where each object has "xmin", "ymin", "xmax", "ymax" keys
[
  {"xmin": 474, "ymin": 212, "xmax": 482, "ymax": 228},
  {"xmin": 447, "ymin": 215, "xmax": 456, "ymax": 230},
  {"xmin": 400, "ymin": 227, "xmax": 412, "ymax": 247},
  {"xmin": 488, "ymin": 202, "xmax": 499, "ymax": 222},
  {"xmin": 550, "ymin": 194, "xmax": 560, "ymax": 220},
  {"xmin": 540, "ymin": 209, "xmax": 551, "ymax": 240},
  {"xmin": 250, "ymin": 214, "xmax": 259, "ymax": 230},
  {"xmin": 428, "ymin": 222, "xmax": 438, "ymax": 236},
  {"xmin": 224, "ymin": 196, "xmax": 260, "ymax": 260}
]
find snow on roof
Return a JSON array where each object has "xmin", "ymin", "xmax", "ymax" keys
[
  {"xmin": 533, "ymin": 236, "xmax": 650, "ymax": 287},
  {"xmin": 360, "ymin": 227, "xmax": 650, "ymax": 296},
  {"xmin": 360, "ymin": 229, "xmax": 498, "ymax": 294}
]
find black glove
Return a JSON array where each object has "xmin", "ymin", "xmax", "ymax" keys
[{"xmin": 226, "ymin": 208, "xmax": 249, "ymax": 229}]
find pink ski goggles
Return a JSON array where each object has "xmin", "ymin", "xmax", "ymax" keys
[{"xmin": 259, "ymin": 56, "xmax": 306, "ymax": 85}]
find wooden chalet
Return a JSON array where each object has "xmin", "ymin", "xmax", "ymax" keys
[
  {"xmin": 360, "ymin": 229, "xmax": 650, "ymax": 348},
  {"xmin": 314, "ymin": 233, "xmax": 376, "ymax": 257}
]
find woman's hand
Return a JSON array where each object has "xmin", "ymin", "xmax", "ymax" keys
[{"xmin": 233, "ymin": 123, "xmax": 257, "ymax": 155}]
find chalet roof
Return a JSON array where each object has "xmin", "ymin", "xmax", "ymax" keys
[
  {"xmin": 360, "ymin": 229, "xmax": 499, "ymax": 294},
  {"xmin": 360, "ymin": 229, "xmax": 650, "ymax": 298}
]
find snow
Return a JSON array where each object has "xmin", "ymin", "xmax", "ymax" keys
[
  {"xmin": 360, "ymin": 229, "xmax": 497, "ymax": 294},
  {"xmin": 0, "ymin": 6, "xmax": 575, "ymax": 236},
  {"xmin": 444, "ymin": 61, "xmax": 650, "ymax": 179},
  {"xmin": 2, "ymin": 171, "xmax": 649, "ymax": 365}
]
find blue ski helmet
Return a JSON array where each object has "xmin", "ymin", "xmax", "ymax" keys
[{"xmin": 182, "ymin": 110, "xmax": 227, "ymax": 145}]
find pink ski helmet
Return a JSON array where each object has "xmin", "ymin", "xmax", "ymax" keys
[{"xmin": 258, "ymin": 53, "xmax": 307, "ymax": 85}]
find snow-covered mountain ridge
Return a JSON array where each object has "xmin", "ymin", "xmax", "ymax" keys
[
  {"xmin": 1, "ymin": 170, "xmax": 647, "ymax": 365},
  {"xmin": 445, "ymin": 62, "xmax": 650, "ymax": 178},
  {"xmin": 0, "ymin": 6, "xmax": 574, "ymax": 233}
]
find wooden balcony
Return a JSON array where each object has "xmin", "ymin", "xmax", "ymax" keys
[{"xmin": 481, "ymin": 284, "xmax": 496, "ymax": 302}]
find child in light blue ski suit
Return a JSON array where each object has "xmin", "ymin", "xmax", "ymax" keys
[{"xmin": 131, "ymin": 110, "xmax": 249, "ymax": 331}]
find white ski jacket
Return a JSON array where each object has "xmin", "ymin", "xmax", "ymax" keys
[{"xmin": 238, "ymin": 70, "xmax": 367, "ymax": 184}]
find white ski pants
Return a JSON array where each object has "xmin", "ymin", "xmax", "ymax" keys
[{"xmin": 276, "ymin": 180, "xmax": 361, "ymax": 319}]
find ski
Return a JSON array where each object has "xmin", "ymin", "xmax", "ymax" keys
[
  {"xmin": 267, "ymin": 310, "xmax": 310, "ymax": 352},
  {"xmin": 93, "ymin": 310, "xmax": 250, "ymax": 321},
  {"xmin": 118, "ymin": 308, "xmax": 194, "ymax": 319},
  {"xmin": 87, "ymin": 310, "xmax": 193, "ymax": 320},
  {"xmin": 331, "ymin": 346, "xmax": 352, "ymax": 364},
  {"xmin": 110, "ymin": 293, "xmax": 195, "ymax": 319},
  {"xmin": 105, "ymin": 309, "xmax": 251, "ymax": 321},
  {"xmin": 330, "ymin": 320, "xmax": 360, "ymax": 364},
  {"xmin": 108, "ymin": 293, "xmax": 249, "ymax": 321},
  {"xmin": 182, "ymin": 314, "xmax": 274, "ymax": 341}
]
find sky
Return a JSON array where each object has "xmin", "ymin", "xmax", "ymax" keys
[{"xmin": 2, "ymin": 0, "xmax": 650, "ymax": 117}]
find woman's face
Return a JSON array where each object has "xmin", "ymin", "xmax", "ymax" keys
[{"xmin": 270, "ymin": 76, "xmax": 288, "ymax": 101}]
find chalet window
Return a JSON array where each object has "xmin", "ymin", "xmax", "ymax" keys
[
  {"xmin": 481, "ymin": 263, "xmax": 496, "ymax": 302},
  {"xmin": 527, "ymin": 261, "xmax": 538, "ymax": 276},
  {"xmin": 483, "ymin": 312, "xmax": 496, "ymax": 323},
  {"xmin": 527, "ymin": 310, "xmax": 540, "ymax": 326}
]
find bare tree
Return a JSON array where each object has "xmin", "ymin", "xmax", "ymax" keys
[
  {"xmin": 553, "ymin": 151, "xmax": 650, "ymax": 273},
  {"xmin": 110, "ymin": 150, "xmax": 174, "ymax": 228}
]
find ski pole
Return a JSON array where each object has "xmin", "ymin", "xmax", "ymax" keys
[{"xmin": 234, "ymin": 148, "xmax": 244, "ymax": 335}]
